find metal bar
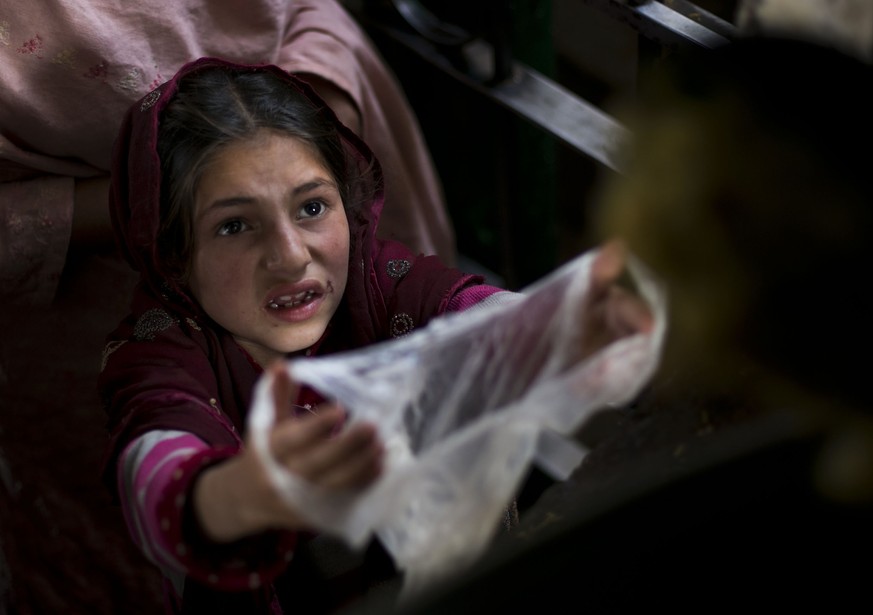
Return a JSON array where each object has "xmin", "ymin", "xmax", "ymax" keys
[
  {"xmin": 465, "ymin": 41, "xmax": 630, "ymax": 173},
  {"xmin": 579, "ymin": 0, "xmax": 731, "ymax": 49},
  {"xmin": 348, "ymin": 1, "xmax": 734, "ymax": 172},
  {"xmin": 661, "ymin": 0, "xmax": 739, "ymax": 39},
  {"xmin": 359, "ymin": 20, "xmax": 631, "ymax": 173}
]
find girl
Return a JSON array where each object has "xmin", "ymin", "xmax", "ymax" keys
[{"xmin": 99, "ymin": 57, "xmax": 649, "ymax": 614}]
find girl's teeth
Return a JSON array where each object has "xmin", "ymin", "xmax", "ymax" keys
[{"xmin": 268, "ymin": 290, "xmax": 315, "ymax": 309}]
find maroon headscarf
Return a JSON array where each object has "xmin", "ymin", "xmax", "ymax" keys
[
  {"xmin": 99, "ymin": 56, "xmax": 483, "ymax": 487},
  {"xmin": 110, "ymin": 57, "xmax": 388, "ymax": 315}
]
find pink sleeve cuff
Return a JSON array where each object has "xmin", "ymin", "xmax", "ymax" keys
[
  {"xmin": 446, "ymin": 284, "xmax": 507, "ymax": 313},
  {"xmin": 119, "ymin": 433, "xmax": 297, "ymax": 592},
  {"xmin": 157, "ymin": 447, "xmax": 298, "ymax": 592}
]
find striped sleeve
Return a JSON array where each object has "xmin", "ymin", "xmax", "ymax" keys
[
  {"xmin": 446, "ymin": 287, "xmax": 521, "ymax": 313},
  {"xmin": 117, "ymin": 430, "xmax": 296, "ymax": 594}
]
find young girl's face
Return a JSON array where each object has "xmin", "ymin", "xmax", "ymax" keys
[{"xmin": 187, "ymin": 129, "xmax": 350, "ymax": 367}]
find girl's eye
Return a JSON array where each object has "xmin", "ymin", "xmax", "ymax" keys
[
  {"xmin": 300, "ymin": 201, "xmax": 326, "ymax": 219},
  {"xmin": 217, "ymin": 219, "xmax": 246, "ymax": 236}
]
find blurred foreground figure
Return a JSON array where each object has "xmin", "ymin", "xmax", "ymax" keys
[
  {"xmin": 381, "ymin": 36, "xmax": 873, "ymax": 614},
  {"xmin": 602, "ymin": 36, "xmax": 873, "ymax": 434}
]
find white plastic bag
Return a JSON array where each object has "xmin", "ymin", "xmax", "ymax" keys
[{"xmin": 248, "ymin": 247, "xmax": 667, "ymax": 597}]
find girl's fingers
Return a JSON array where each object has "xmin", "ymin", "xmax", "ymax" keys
[
  {"xmin": 269, "ymin": 404, "xmax": 345, "ymax": 461},
  {"xmin": 318, "ymin": 448, "xmax": 384, "ymax": 489},
  {"xmin": 297, "ymin": 422, "xmax": 382, "ymax": 483},
  {"xmin": 271, "ymin": 417, "xmax": 384, "ymax": 488},
  {"xmin": 306, "ymin": 426, "xmax": 384, "ymax": 489},
  {"xmin": 268, "ymin": 399, "xmax": 384, "ymax": 488}
]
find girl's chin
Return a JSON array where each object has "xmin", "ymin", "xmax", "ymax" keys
[
  {"xmin": 236, "ymin": 330, "xmax": 327, "ymax": 367},
  {"xmin": 274, "ymin": 328, "xmax": 328, "ymax": 356}
]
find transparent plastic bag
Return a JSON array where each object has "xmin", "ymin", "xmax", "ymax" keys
[{"xmin": 248, "ymin": 247, "xmax": 667, "ymax": 597}]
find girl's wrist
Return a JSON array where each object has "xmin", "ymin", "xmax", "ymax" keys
[
  {"xmin": 193, "ymin": 450, "xmax": 308, "ymax": 542},
  {"xmin": 194, "ymin": 455, "xmax": 259, "ymax": 542}
]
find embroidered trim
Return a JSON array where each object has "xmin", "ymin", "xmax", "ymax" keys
[
  {"xmin": 84, "ymin": 62, "xmax": 109, "ymax": 82},
  {"xmin": 386, "ymin": 259, "xmax": 411, "ymax": 279},
  {"xmin": 100, "ymin": 340, "xmax": 127, "ymax": 372},
  {"xmin": 390, "ymin": 313, "xmax": 415, "ymax": 338},
  {"xmin": 50, "ymin": 48, "xmax": 76, "ymax": 68},
  {"xmin": 134, "ymin": 308, "xmax": 178, "ymax": 341},
  {"xmin": 148, "ymin": 72, "xmax": 164, "ymax": 91},
  {"xmin": 17, "ymin": 35, "xmax": 44, "ymax": 58},
  {"xmin": 140, "ymin": 88, "xmax": 161, "ymax": 111},
  {"xmin": 118, "ymin": 68, "xmax": 142, "ymax": 93},
  {"xmin": 185, "ymin": 317, "xmax": 201, "ymax": 332}
]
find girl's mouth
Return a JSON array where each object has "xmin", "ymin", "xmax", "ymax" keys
[{"xmin": 267, "ymin": 290, "xmax": 317, "ymax": 309}]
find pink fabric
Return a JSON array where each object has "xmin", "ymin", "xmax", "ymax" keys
[
  {"xmin": 119, "ymin": 431, "xmax": 210, "ymax": 577},
  {"xmin": 446, "ymin": 285, "xmax": 507, "ymax": 312},
  {"xmin": 0, "ymin": 0, "xmax": 454, "ymax": 305},
  {"xmin": 120, "ymin": 431, "xmax": 296, "ymax": 594}
]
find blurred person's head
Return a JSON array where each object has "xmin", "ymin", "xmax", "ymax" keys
[{"xmin": 598, "ymin": 37, "xmax": 873, "ymax": 417}]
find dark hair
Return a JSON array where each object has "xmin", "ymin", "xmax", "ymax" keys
[{"xmin": 156, "ymin": 66, "xmax": 354, "ymax": 280}]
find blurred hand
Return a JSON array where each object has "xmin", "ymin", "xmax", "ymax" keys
[{"xmin": 577, "ymin": 239, "xmax": 654, "ymax": 361}]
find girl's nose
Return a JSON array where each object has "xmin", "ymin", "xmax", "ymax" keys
[{"xmin": 264, "ymin": 220, "xmax": 310, "ymax": 273}]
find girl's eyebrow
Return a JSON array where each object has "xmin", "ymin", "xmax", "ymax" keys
[
  {"xmin": 196, "ymin": 196, "xmax": 255, "ymax": 223},
  {"xmin": 293, "ymin": 178, "xmax": 337, "ymax": 195}
]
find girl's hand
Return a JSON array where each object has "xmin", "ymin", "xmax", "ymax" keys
[
  {"xmin": 193, "ymin": 364, "xmax": 383, "ymax": 542},
  {"xmin": 268, "ymin": 364, "xmax": 384, "ymax": 490},
  {"xmin": 577, "ymin": 240, "xmax": 654, "ymax": 361}
]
